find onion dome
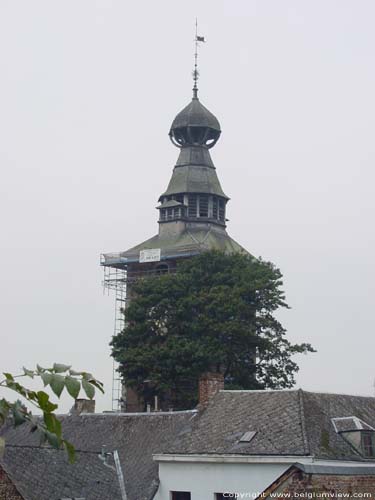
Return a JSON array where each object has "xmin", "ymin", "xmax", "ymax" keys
[{"xmin": 169, "ymin": 96, "xmax": 221, "ymax": 149}]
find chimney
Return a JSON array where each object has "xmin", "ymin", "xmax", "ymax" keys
[
  {"xmin": 72, "ymin": 398, "xmax": 95, "ymax": 415},
  {"xmin": 198, "ymin": 372, "xmax": 224, "ymax": 406}
]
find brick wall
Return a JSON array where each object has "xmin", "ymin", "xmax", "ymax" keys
[
  {"xmin": 0, "ymin": 465, "xmax": 24, "ymax": 499},
  {"xmin": 198, "ymin": 372, "xmax": 224, "ymax": 406},
  {"xmin": 272, "ymin": 469, "xmax": 375, "ymax": 499}
]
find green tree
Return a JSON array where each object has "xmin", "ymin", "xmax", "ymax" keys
[
  {"xmin": 0, "ymin": 364, "xmax": 103, "ymax": 462},
  {"xmin": 111, "ymin": 251, "xmax": 315, "ymax": 409}
]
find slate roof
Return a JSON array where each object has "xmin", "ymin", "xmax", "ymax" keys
[
  {"xmin": 1, "ymin": 446, "xmax": 121, "ymax": 500},
  {"xmin": 161, "ymin": 163, "xmax": 228, "ymax": 199},
  {"xmin": 170, "ymin": 98, "xmax": 221, "ymax": 131},
  {"xmin": 0, "ymin": 411, "xmax": 194, "ymax": 500},
  {"xmin": 160, "ymin": 145, "xmax": 228, "ymax": 200},
  {"xmin": 102, "ymin": 226, "xmax": 249, "ymax": 265},
  {"xmin": 167, "ymin": 390, "xmax": 375, "ymax": 462}
]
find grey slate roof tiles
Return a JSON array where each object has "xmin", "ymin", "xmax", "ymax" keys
[
  {"xmin": 1, "ymin": 411, "xmax": 194, "ymax": 500},
  {"xmin": 168, "ymin": 390, "xmax": 375, "ymax": 461},
  {"xmin": 107, "ymin": 226, "xmax": 249, "ymax": 264},
  {"xmin": 2, "ymin": 446, "xmax": 121, "ymax": 500},
  {"xmin": 1, "ymin": 390, "xmax": 375, "ymax": 500},
  {"xmin": 170, "ymin": 98, "xmax": 221, "ymax": 131}
]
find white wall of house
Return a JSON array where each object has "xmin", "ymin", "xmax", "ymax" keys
[{"xmin": 154, "ymin": 460, "xmax": 290, "ymax": 500}]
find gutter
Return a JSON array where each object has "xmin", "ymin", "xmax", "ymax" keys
[
  {"xmin": 153, "ymin": 454, "xmax": 375, "ymax": 466},
  {"xmin": 152, "ymin": 454, "xmax": 315, "ymax": 464}
]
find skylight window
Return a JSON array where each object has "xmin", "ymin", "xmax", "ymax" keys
[{"xmin": 239, "ymin": 431, "xmax": 257, "ymax": 443}]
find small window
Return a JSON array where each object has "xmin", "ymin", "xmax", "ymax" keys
[
  {"xmin": 239, "ymin": 431, "xmax": 257, "ymax": 443},
  {"xmin": 173, "ymin": 207, "xmax": 181, "ymax": 218},
  {"xmin": 155, "ymin": 263, "xmax": 169, "ymax": 275},
  {"xmin": 362, "ymin": 432, "xmax": 375, "ymax": 457},
  {"xmin": 171, "ymin": 492, "xmax": 191, "ymax": 500},
  {"xmin": 174, "ymin": 194, "xmax": 184, "ymax": 203},
  {"xmin": 160, "ymin": 209, "xmax": 166, "ymax": 221},
  {"xmin": 218, "ymin": 199, "xmax": 225, "ymax": 221},
  {"xmin": 167, "ymin": 208, "xmax": 173, "ymax": 220},
  {"xmin": 199, "ymin": 195, "xmax": 209, "ymax": 217},
  {"xmin": 212, "ymin": 197, "xmax": 218, "ymax": 219},
  {"xmin": 188, "ymin": 195, "xmax": 197, "ymax": 217}
]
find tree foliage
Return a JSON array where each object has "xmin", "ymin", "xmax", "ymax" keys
[
  {"xmin": 0, "ymin": 364, "xmax": 103, "ymax": 462},
  {"xmin": 111, "ymin": 251, "xmax": 315, "ymax": 409}
]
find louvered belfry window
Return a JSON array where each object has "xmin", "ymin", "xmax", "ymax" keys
[
  {"xmin": 212, "ymin": 197, "xmax": 218, "ymax": 219},
  {"xmin": 199, "ymin": 195, "xmax": 209, "ymax": 217},
  {"xmin": 188, "ymin": 194, "xmax": 197, "ymax": 217},
  {"xmin": 218, "ymin": 199, "xmax": 225, "ymax": 221}
]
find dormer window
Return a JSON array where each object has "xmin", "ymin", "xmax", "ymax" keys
[
  {"xmin": 362, "ymin": 431, "xmax": 375, "ymax": 457},
  {"xmin": 332, "ymin": 417, "xmax": 375, "ymax": 458}
]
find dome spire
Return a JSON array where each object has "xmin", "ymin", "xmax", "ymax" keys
[{"xmin": 193, "ymin": 18, "xmax": 205, "ymax": 100}]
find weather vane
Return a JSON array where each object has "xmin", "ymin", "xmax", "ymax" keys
[{"xmin": 193, "ymin": 18, "xmax": 205, "ymax": 98}]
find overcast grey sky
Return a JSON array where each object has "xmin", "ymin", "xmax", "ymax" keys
[{"xmin": 1, "ymin": 0, "xmax": 374, "ymax": 412}]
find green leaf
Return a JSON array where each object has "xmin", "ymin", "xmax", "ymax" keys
[
  {"xmin": 82, "ymin": 379, "xmax": 95, "ymax": 399},
  {"xmin": 45, "ymin": 430, "xmax": 61, "ymax": 449},
  {"xmin": 36, "ymin": 391, "xmax": 58, "ymax": 413},
  {"xmin": 36, "ymin": 364, "xmax": 46, "ymax": 374},
  {"xmin": 3, "ymin": 373, "xmax": 14, "ymax": 382},
  {"xmin": 0, "ymin": 437, "xmax": 4, "ymax": 457},
  {"xmin": 44, "ymin": 413, "xmax": 62, "ymax": 438},
  {"xmin": 88, "ymin": 379, "xmax": 104, "ymax": 394},
  {"xmin": 36, "ymin": 391, "xmax": 49, "ymax": 409},
  {"xmin": 65, "ymin": 376, "xmax": 80, "ymax": 399},
  {"xmin": 52, "ymin": 363, "xmax": 71, "ymax": 374},
  {"xmin": 22, "ymin": 367, "xmax": 35, "ymax": 378},
  {"xmin": 0, "ymin": 399, "xmax": 10, "ymax": 424},
  {"xmin": 63, "ymin": 439, "xmax": 75, "ymax": 464},
  {"xmin": 49, "ymin": 374, "xmax": 65, "ymax": 398},
  {"xmin": 12, "ymin": 407, "xmax": 26, "ymax": 427},
  {"xmin": 41, "ymin": 372, "xmax": 52, "ymax": 387}
]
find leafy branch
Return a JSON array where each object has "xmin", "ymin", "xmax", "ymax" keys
[{"xmin": 0, "ymin": 363, "xmax": 104, "ymax": 463}]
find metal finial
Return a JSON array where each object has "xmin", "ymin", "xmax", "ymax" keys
[{"xmin": 193, "ymin": 19, "xmax": 205, "ymax": 99}]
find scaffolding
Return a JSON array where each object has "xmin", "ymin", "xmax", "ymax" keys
[
  {"xmin": 103, "ymin": 266, "xmax": 127, "ymax": 412},
  {"xmin": 102, "ymin": 255, "xmax": 179, "ymax": 412}
]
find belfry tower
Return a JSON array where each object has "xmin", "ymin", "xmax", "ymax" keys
[{"xmin": 102, "ymin": 37, "xmax": 248, "ymax": 412}]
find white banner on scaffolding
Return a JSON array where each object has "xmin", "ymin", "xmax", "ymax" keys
[{"xmin": 139, "ymin": 248, "xmax": 161, "ymax": 263}]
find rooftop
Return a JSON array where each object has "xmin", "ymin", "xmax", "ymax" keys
[
  {"xmin": 0, "ymin": 411, "xmax": 194, "ymax": 500},
  {"xmin": 166, "ymin": 389, "xmax": 375, "ymax": 461}
]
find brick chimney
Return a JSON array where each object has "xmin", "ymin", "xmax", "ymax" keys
[
  {"xmin": 72, "ymin": 398, "xmax": 95, "ymax": 415},
  {"xmin": 198, "ymin": 372, "xmax": 224, "ymax": 406}
]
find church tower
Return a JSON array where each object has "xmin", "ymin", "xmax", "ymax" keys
[{"xmin": 102, "ymin": 39, "xmax": 248, "ymax": 412}]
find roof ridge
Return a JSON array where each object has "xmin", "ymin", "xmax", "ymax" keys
[{"xmin": 298, "ymin": 389, "xmax": 310, "ymax": 456}]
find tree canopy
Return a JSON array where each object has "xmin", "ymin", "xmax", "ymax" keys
[{"xmin": 111, "ymin": 251, "xmax": 315, "ymax": 410}]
